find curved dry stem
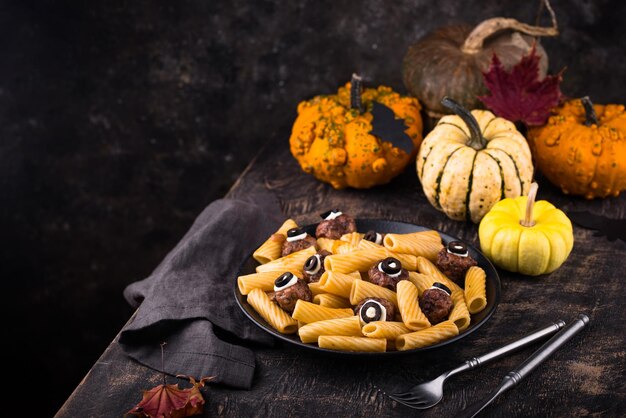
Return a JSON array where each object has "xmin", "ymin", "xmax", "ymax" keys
[
  {"xmin": 462, "ymin": 0, "xmax": 558, "ymax": 54},
  {"xmin": 520, "ymin": 182, "xmax": 539, "ymax": 227}
]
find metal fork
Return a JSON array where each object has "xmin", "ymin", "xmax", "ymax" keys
[{"xmin": 388, "ymin": 320, "xmax": 566, "ymax": 410}]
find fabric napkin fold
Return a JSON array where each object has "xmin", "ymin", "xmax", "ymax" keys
[{"xmin": 120, "ymin": 193, "xmax": 284, "ymax": 389}]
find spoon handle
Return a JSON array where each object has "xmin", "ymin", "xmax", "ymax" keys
[
  {"xmin": 448, "ymin": 320, "xmax": 565, "ymax": 378},
  {"xmin": 458, "ymin": 314, "xmax": 590, "ymax": 418}
]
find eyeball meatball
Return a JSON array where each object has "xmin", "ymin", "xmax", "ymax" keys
[
  {"xmin": 363, "ymin": 230, "xmax": 385, "ymax": 245},
  {"xmin": 367, "ymin": 257, "xmax": 408, "ymax": 291},
  {"xmin": 273, "ymin": 272, "xmax": 312, "ymax": 313},
  {"xmin": 282, "ymin": 227, "xmax": 318, "ymax": 257},
  {"xmin": 315, "ymin": 209, "xmax": 357, "ymax": 239},
  {"xmin": 419, "ymin": 282, "xmax": 453, "ymax": 324},
  {"xmin": 302, "ymin": 250, "xmax": 331, "ymax": 283},
  {"xmin": 436, "ymin": 241, "xmax": 478, "ymax": 286},
  {"xmin": 354, "ymin": 297, "xmax": 396, "ymax": 324}
]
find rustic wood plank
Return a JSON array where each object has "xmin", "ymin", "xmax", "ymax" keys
[{"xmin": 57, "ymin": 139, "xmax": 626, "ymax": 417}]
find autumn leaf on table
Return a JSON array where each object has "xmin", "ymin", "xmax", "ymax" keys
[
  {"xmin": 479, "ymin": 46, "xmax": 563, "ymax": 126},
  {"xmin": 127, "ymin": 375, "xmax": 214, "ymax": 418}
]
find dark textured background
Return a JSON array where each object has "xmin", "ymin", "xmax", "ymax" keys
[{"xmin": 1, "ymin": 0, "xmax": 624, "ymax": 415}]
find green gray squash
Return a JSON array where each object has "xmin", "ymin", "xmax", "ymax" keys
[{"xmin": 416, "ymin": 98, "xmax": 534, "ymax": 223}]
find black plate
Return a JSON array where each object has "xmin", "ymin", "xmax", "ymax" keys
[{"xmin": 234, "ymin": 219, "xmax": 501, "ymax": 356}]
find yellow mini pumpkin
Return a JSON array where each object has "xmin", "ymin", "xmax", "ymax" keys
[
  {"xmin": 290, "ymin": 75, "xmax": 423, "ymax": 189},
  {"xmin": 478, "ymin": 183, "xmax": 574, "ymax": 276},
  {"xmin": 417, "ymin": 97, "xmax": 534, "ymax": 223},
  {"xmin": 527, "ymin": 97, "xmax": 626, "ymax": 199}
]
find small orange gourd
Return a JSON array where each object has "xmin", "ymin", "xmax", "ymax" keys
[
  {"xmin": 528, "ymin": 97, "xmax": 626, "ymax": 198},
  {"xmin": 290, "ymin": 75, "xmax": 423, "ymax": 189}
]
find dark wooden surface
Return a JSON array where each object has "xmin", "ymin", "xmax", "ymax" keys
[{"xmin": 57, "ymin": 138, "xmax": 626, "ymax": 417}]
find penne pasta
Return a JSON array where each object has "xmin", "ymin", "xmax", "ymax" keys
[
  {"xmin": 298, "ymin": 316, "xmax": 362, "ymax": 343},
  {"xmin": 237, "ymin": 270, "xmax": 298, "ymax": 295},
  {"xmin": 357, "ymin": 239, "xmax": 383, "ymax": 251},
  {"xmin": 247, "ymin": 288, "xmax": 298, "ymax": 334},
  {"xmin": 340, "ymin": 232, "xmax": 364, "ymax": 246},
  {"xmin": 407, "ymin": 271, "xmax": 435, "ymax": 296},
  {"xmin": 383, "ymin": 230, "xmax": 443, "ymax": 261},
  {"xmin": 464, "ymin": 266, "xmax": 487, "ymax": 314},
  {"xmin": 253, "ymin": 219, "xmax": 298, "ymax": 264},
  {"xmin": 415, "ymin": 257, "xmax": 463, "ymax": 293},
  {"xmin": 318, "ymin": 336, "xmax": 387, "ymax": 352},
  {"xmin": 291, "ymin": 300, "xmax": 354, "ymax": 324},
  {"xmin": 318, "ymin": 270, "xmax": 361, "ymax": 298},
  {"xmin": 307, "ymin": 281, "xmax": 325, "ymax": 296},
  {"xmin": 361, "ymin": 321, "xmax": 411, "ymax": 340},
  {"xmin": 396, "ymin": 280, "xmax": 431, "ymax": 330},
  {"xmin": 324, "ymin": 248, "xmax": 418, "ymax": 273},
  {"xmin": 256, "ymin": 246, "xmax": 316, "ymax": 273},
  {"xmin": 349, "ymin": 279, "xmax": 398, "ymax": 306},
  {"xmin": 449, "ymin": 289, "xmax": 471, "ymax": 331},
  {"xmin": 313, "ymin": 293, "xmax": 352, "ymax": 309},
  {"xmin": 336, "ymin": 243, "xmax": 359, "ymax": 254},
  {"xmin": 316, "ymin": 237, "xmax": 345, "ymax": 253},
  {"xmin": 396, "ymin": 320, "xmax": 459, "ymax": 351}
]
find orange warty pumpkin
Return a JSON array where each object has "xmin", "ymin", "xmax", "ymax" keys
[
  {"xmin": 528, "ymin": 97, "xmax": 626, "ymax": 199},
  {"xmin": 290, "ymin": 75, "xmax": 423, "ymax": 189}
]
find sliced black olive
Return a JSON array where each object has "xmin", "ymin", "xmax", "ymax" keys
[
  {"xmin": 287, "ymin": 227, "xmax": 306, "ymax": 238},
  {"xmin": 320, "ymin": 209, "xmax": 341, "ymax": 220},
  {"xmin": 304, "ymin": 254, "xmax": 322, "ymax": 275},
  {"xmin": 431, "ymin": 282, "xmax": 452, "ymax": 296},
  {"xmin": 274, "ymin": 272, "xmax": 297, "ymax": 290},
  {"xmin": 364, "ymin": 230, "xmax": 382, "ymax": 244},
  {"xmin": 359, "ymin": 300, "xmax": 387, "ymax": 323},
  {"xmin": 447, "ymin": 240, "xmax": 468, "ymax": 257},
  {"xmin": 380, "ymin": 257, "xmax": 402, "ymax": 275}
]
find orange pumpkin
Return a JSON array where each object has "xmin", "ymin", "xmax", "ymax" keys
[
  {"xmin": 528, "ymin": 97, "xmax": 626, "ymax": 198},
  {"xmin": 290, "ymin": 75, "xmax": 423, "ymax": 189}
]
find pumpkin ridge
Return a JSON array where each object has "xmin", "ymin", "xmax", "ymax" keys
[
  {"xmin": 434, "ymin": 147, "xmax": 464, "ymax": 209},
  {"xmin": 437, "ymin": 121, "xmax": 468, "ymax": 136},
  {"xmin": 419, "ymin": 145, "xmax": 435, "ymax": 180},
  {"xmin": 484, "ymin": 152, "xmax": 506, "ymax": 199},
  {"xmin": 481, "ymin": 116, "xmax": 498, "ymax": 137},
  {"xmin": 465, "ymin": 152, "xmax": 479, "ymax": 222},
  {"xmin": 490, "ymin": 147, "xmax": 523, "ymax": 194}
]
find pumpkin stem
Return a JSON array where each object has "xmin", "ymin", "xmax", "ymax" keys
[
  {"xmin": 520, "ymin": 182, "xmax": 539, "ymax": 227},
  {"xmin": 350, "ymin": 73, "xmax": 364, "ymax": 113},
  {"xmin": 441, "ymin": 97, "xmax": 486, "ymax": 150},
  {"xmin": 461, "ymin": 0, "xmax": 558, "ymax": 54},
  {"xmin": 581, "ymin": 96, "xmax": 599, "ymax": 126}
]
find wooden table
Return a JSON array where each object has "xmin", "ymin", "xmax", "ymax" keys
[{"xmin": 57, "ymin": 139, "xmax": 626, "ymax": 417}]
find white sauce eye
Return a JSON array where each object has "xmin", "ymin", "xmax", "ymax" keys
[
  {"xmin": 304, "ymin": 254, "xmax": 322, "ymax": 275},
  {"xmin": 274, "ymin": 272, "xmax": 299, "ymax": 291},
  {"xmin": 320, "ymin": 209, "xmax": 343, "ymax": 220},
  {"xmin": 447, "ymin": 241, "xmax": 469, "ymax": 257},
  {"xmin": 378, "ymin": 257, "xmax": 402, "ymax": 278},
  {"xmin": 359, "ymin": 300, "xmax": 387, "ymax": 323},
  {"xmin": 374, "ymin": 233, "xmax": 383, "ymax": 245},
  {"xmin": 429, "ymin": 282, "xmax": 452, "ymax": 296},
  {"xmin": 286, "ymin": 227, "xmax": 307, "ymax": 243}
]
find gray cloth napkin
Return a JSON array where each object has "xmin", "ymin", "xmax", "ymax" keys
[{"xmin": 120, "ymin": 194, "xmax": 284, "ymax": 389}]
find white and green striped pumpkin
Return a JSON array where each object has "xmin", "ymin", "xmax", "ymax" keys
[{"xmin": 417, "ymin": 97, "xmax": 534, "ymax": 223}]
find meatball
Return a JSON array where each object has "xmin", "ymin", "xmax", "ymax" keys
[
  {"xmin": 367, "ymin": 257, "xmax": 409, "ymax": 291},
  {"xmin": 354, "ymin": 297, "xmax": 396, "ymax": 323},
  {"xmin": 282, "ymin": 227, "xmax": 318, "ymax": 256},
  {"xmin": 419, "ymin": 283, "xmax": 453, "ymax": 325},
  {"xmin": 273, "ymin": 272, "xmax": 312, "ymax": 313},
  {"xmin": 302, "ymin": 250, "xmax": 331, "ymax": 283},
  {"xmin": 436, "ymin": 241, "xmax": 478, "ymax": 286},
  {"xmin": 315, "ymin": 210, "xmax": 357, "ymax": 239}
]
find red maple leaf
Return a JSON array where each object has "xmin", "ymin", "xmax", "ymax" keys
[
  {"xmin": 127, "ymin": 375, "xmax": 214, "ymax": 418},
  {"xmin": 479, "ymin": 46, "xmax": 563, "ymax": 126}
]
